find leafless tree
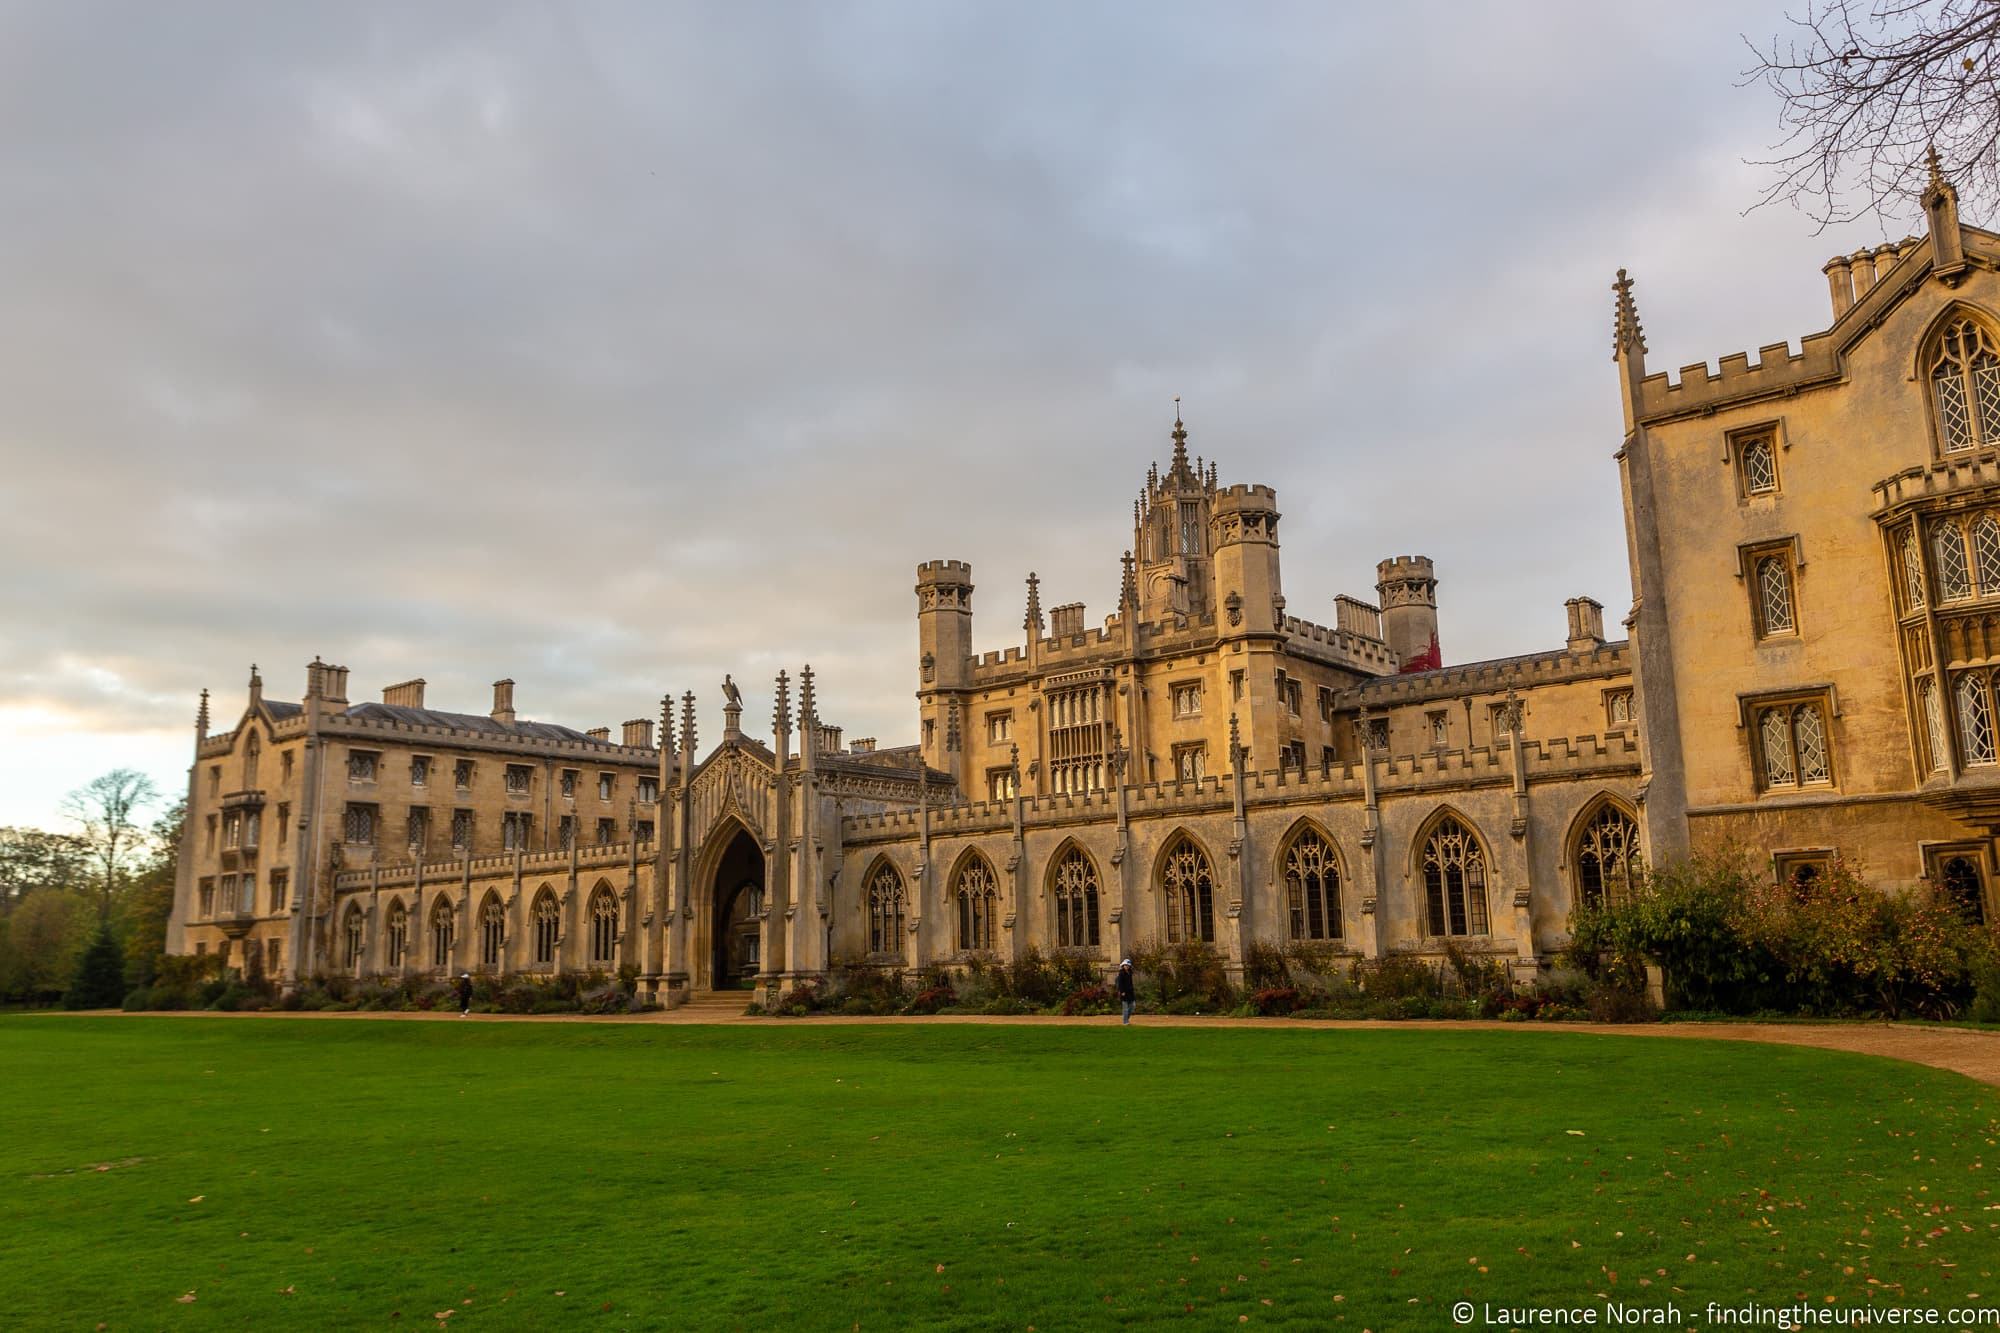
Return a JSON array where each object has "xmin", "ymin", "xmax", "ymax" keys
[
  {"xmin": 59, "ymin": 769, "xmax": 160, "ymax": 924},
  {"xmin": 1751, "ymin": 0, "xmax": 2000, "ymax": 225}
]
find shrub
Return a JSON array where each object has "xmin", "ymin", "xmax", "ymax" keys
[
  {"xmin": 1243, "ymin": 941, "xmax": 1290, "ymax": 992},
  {"xmin": 1358, "ymin": 953, "xmax": 1443, "ymax": 1000},
  {"xmin": 1131, "ymin": 938, "xmax": 1234, "ymax": 1009},
  {"xmin": 1250, "ymin": 986, "xmax": 1301, "ymax": 1016},
  {"xmin": 63, "ymin": 924, "xmax": 127, "ymax": 1010},
  {"xmin": 1061, "ymin": 983, "xmax": 1113, "ymax": 1016},
  {"xmin": 907, "ymin": 984, "xmax": 956, "ymax": 1015}
]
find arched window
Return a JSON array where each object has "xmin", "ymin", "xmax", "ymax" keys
[
  {"xmin": 1901, "ymin": 527, "xmax": 1927, "ymax": 611},
  {"xmin": 479, "ymin": 895, "xmax": 504, "ymax": 969},
  {"xmin": 384, "ymin": 900, "xmax": 408, "ymax": 968},
  {"xmin": 1739, "ymin": 436, "xmax": 1777, "ymax": 494},
  {"xmin": 1756, "ymin": 555, "xmax": 1795, "ymax": 633},
  {"xmin": 1160, "ymin": 833, "xmax": 1215, "ymax": 943},
  {"xmin": 866, "ymin": 862, "xmax": 907, "ymax": 958},
  {"xmin": 1420, "ymin": 815, "xmax": 1489, "ymax": 937},
  {"xmin": 532, "ymin": 889, "xmax": 559, "ymax": 967},
  {"xmin": 1939, "ymin": 855, "xmax": 1988, "ymax": 924},
  {"xmin": 953, "ymin": 854, "xmax": 999, "ymax": 953},
  {"xmin": 1051, "ymin": 845, "xmax": 1101, "ymax": 949},
  {"xmin": 1934, "ymin": 520, "xmax": 1973, "ymax": 602},
  {"xmin": 589, "ymin": 886, "xmax": 618, "ymax": 966},
  {"xmin": 1574, "ymin": 802, "xmax": 1640, "ymax": 909},
  {"xmin": 342, "ymin": 903, "xmax": 365, "ymax": 971},
  {"xmin": 1958, "ymin": 671, "xmax": 1997, "ymax": 765},
  {"xmin": 1928, "ymin": 316, "xmax": 2000, "ymax": 453},
  {"xmin": 1282, "ymin": 827, "xmax": 1343, "ymax": 940},
  {"xmin": 429, "ymin": 898, "xmax": 454, "ymax": 970}
]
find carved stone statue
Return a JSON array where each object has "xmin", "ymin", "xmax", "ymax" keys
[{"xmin": 722, "ymin": 674, "xmax": 742, "ymax": 709}]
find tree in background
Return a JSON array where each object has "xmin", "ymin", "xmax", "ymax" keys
[
  {"xmin": 0, "ymin": 889, "xmax": 93, "ymax": 1002},
  {"xmin": 59, "ymin": 768, "xmax": 159, "ymax": 924},
  {"xmin": 0, "ymin": 825, "xmax": 88, "ymax": 913},
  {"xmin": 1753, "ymin": 0, "xmax": 2000, "ymax": 224},
  {"xmin": 117, "ymin": 798, "xmax": 183, "ymax": 989},
  {"xmin": 63, "ymin": 923, "xmax": 126, "ymax": 1010}
]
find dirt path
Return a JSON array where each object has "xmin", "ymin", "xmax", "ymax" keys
[{"xmin": 44, "ymin": 1007, "xmax": 2000, "ymax": 1089}]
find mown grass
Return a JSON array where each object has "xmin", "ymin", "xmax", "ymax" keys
[{"xmin": 2, "ymin": 1016, "xmax": 1996, "ymax": 1330}]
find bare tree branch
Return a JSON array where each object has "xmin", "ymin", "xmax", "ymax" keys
[{"xmin": 1749, "ymin": 0, "xmax": 2000, "ymax": 227}]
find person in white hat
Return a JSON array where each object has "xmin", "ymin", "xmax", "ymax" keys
[{"xmin": 1115, "ymin": 959, "xmax": 1137, "ymax": 1025}]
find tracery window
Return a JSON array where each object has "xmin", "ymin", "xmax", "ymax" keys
[
  {"xmin": 1160, "ymin": 833, "xmax": 1215, "ymax": 943},
  {"xmin": 479, "ymin": 896, "xmax": 504, "ymax": 968},
  {"xmin": 532, "ymin": 890, "xmax": 559, "ymax": 966},
  {"xmin": 342, "ymin": 904, "xmax": 365, "ymax": 970},
  {"xmin": 1574, "ymin": 802, "xmax": 1640, "ymax": 909},
  {"xmin": 1283, "ymin": 828, "xmax": 1343, "ymax": 940},
  {"xmin": 1179, "ymin": 501, "xmax": 1201, "ymax": 555},
  {"xmin": 1052, "ymin": 846, "xmax": 1101, "ymax": 949},
  {"xmin": 589, "ymin": 887, "xmax": 618, "ymax": 965},
  {"xmin": 385, "ymin": 900, "xmax": 408, "ymax": 968},
  {"xmin": 1921, "ymin": 676, "xmax": 1950, "ymax": 772},
  {"xmin": 867, "ymin": 863, "xmax": 906, "ymax": 957},
  {"xmin": 953, "ymin": 855, "xmax": 1000, "ymax": 953},
  {"xmin": 1738, "ymin": 434, "xmax": 1778, "ymax": 495},
  {"xmin": 1606, "ymin": 689, "xmax": 1635, "ymax": 727},
  {"xmin": 1046, "ymin": 683, "xmax": 1108, "ymax": 794},
  {"xmin": 1421, "ymin": 816, "xmax": 1490, "ymax": 937},
  {"xmin": 1755, "ymin": 698, "xmax": 1834, "ymax": 788},
  {"xmin": 1956, "ymin": 671, "xmax": 1998, "ymax": 765},
  {"xmin": 1934, "ymin": 520, "xmax": 1973, "ymax": 601},
  {"xmin": 429, "ymin": 898, "xmax": 454, "ymax": 970},
  {"xmin": 1173, "ymin": 743, "xmax": 1206, "ymax": 782},
  {"xmin": 1900, "ymin": 527, "xmax": 1928, "ymax": 611},
  {"xmin": 1755, "ymin": 555, "xmax": 1795, "ymax": 634},
  {"xmin": 1928, "ymin": 316, "xmax": 2000, "ymax": 453}
]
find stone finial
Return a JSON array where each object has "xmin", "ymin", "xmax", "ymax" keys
[
  {"xmin": 773, "ymin": 669, "xmax": 791, "ymax": 734},
  {"xmin": 798, "ymin": 664, "xmax": 817, "ymax": 726},
  {"xmin": 1009, "ymin": 742, "xmax": 1021, "ymax": 779},
  {"xmin": 945, "ymin": 697, "xmax": 961, "ymax": 753},
  {"xmin": 1228, "ymin": 710, "xmax": 1241, "ymax": 762},
  {"xmin": 1927, "ymin": 142, "xmax": 1949, "ymax": 195},
  {"xmin": 196, "ymin": 688, "xmax": 211, "ymax": 737},
  {"xmin": 1024, "ymin": 571, "xmax": 1043, "ymax": 634},
  {"xmin": 658, "ymin": 693, "xmax": 675, "ymax": 756},
  {"xmin": 1924, "ymin": 144, "xmax": 1967, "ymax": 281},
  {"xmin": 1119, "ymin": 550, "xmax": 1138, "ymax": 609},
  {"xmin": 680, "ymin": 690, "xmax": 698, "ymax": 756},
  {"xmin": 1612, "ymin": 268, "xmax": 1646, "ymax": 361},
  {"xmin": 1170, "ymin": 397, "xmax": 1190, "ymax": 475}
]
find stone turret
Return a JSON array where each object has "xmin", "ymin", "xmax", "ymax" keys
[
  {"xmin": 1377, "ymin": 556, "xmax": 1440, "ymax": 672},
  {"xmin": 915, "ymin": 559, "xmax": 973, "ymax": 774},
  {"xmin": 1211, "ymin": 484, "xmax": 1282, "ymax": 640}
]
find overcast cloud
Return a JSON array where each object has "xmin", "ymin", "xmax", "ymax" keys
[{"xmin": 0, "ymin": 0, "xmax": 1930, "ymax": 828}]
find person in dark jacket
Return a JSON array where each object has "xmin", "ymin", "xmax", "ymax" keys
[
  {"xmin": 456, "ymin": 972, "xmax": 473, "ymax": 1016},
  {"xmin": 1115, "ymin": 959, "xmax": 1137, "ymax": 1025}
]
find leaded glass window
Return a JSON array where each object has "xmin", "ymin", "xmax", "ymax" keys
[
  {"xmin": 1902, "ymin": 527, "xmax": 1927, "ymax": 610},
  {"xmin": 1930, "ymin": 317, "xmax": 2000, "ymax": 453},
  {"xmin": 1760, "ymin": 707, "xmax": 1796, "ymax": 785},
  {"xmin": 532, "ymin": 890, "xmax": 559, "ymax": 966},
  {"xmin": 385, "ymin": 901, "xmax": 408, "ymax": 967},
  {"xmin": 1161, "ymin": 834, "xmax": 1215, "ymax": 943},
  {"xmin": 1758, "ymin": 700, "xmax": 1835, "ymax": 788},
  {"xmin": 429, "ymin": 898, "xmax": 454, "ymax": 970},
  {"xmin": 1420, "ymin": 816, "xmax": 1489, "ymax": 936},
  {"xmin": 1921, "ymin": 676, "xmax": 1950, "ymax": 771},
  {"xmin": 1283, "ymin": 828, "xmax": 1343, "ymax": 940},
  {"xmin": 1756, "ymin": 556, "xmax": 1795, "ymax": 634},
  {"xmin": 1574, "ymin": 802, "xmax": 1641, "ymax": 909},
  {"xmin": 1934, "ymin": 520, "xmax": 1972, "ymax": 601},
  {"xmin": 954, "ymin": 855, "xmax": 999, "ymax": 952},
  {"xmin": 867, "ymin": 863, "xmax": 907, "ymax": 957},
  {"xmin": 480, "ymin": 896, "xmax": 504, "ymax": 968},
  {"xmin": 589, "ymin": 887, "xmax": 617, "ymax": 964},
  {"xmin": 1052, "ymin": 846, "xmax": 1101, "ymax": 949},
  {"xmin": 1958, "ymin": 672, "xmax": 1996, "ymax": 765},
  {"xmin": 1740, "ymin": 436, "xmax": 1777, "ymax": 494},
  {"xmin": 1975, "ymin": 515, "xmax": 2000, "ymax": 595},
  {"xmin": 343, "ymin": 904, "xmax": 365, "ymax": 971}
]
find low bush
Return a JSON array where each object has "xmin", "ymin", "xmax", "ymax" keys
[{"xmin": 1250, "ymin": 986, "xmax": 1301, "ymax": 1016}]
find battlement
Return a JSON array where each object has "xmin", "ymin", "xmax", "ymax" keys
[
  {"xmin": 1213, "ymin": 483, "xmax": 1277, "ymax": 509},
  {"xmin": 1872, "ymin": 453, "xmax": 2000, "ymax": 513},
  {"xmin": 1281, "ymin": 616, "xmax": 1398, "ymax": 673},
  {"xmin": 331, "ymin": 838, "xmax": 655, "ymax": 891},
  {"xmin": 1347, "ymin": 640, "xmax": 1629, "ymax": 705},
  {"xmin": 1376, "ymin": 555, "xmax": 1435, "ymax": 581},
  {"xmin": 916, "ymin": 559, "xmax": 974, "ymax": 584}
]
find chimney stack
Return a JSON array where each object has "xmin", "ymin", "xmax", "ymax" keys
[
  {"xmin": 1823, "ymin": 255, "xmax": 1854, "ymax": 320},
  {"xmin": 849, "ymin": 736, "xmax": 876, "ymax": 753},
  {"xmin": 491, "ymin": 678, "xmax": 516, "ymax": 725},
  {"xmin": 383, "ymin": 678, "xmax": 427, "ymax": 709},
  {"xmin": 622, "ymin": 718, "xmax": 654, "ymax": 749},
  {"xmin": 586, "ymin": 726, "xmax": 611, "ymax": 742},
  {"xmin": 1565, "ymin": 596, "xmax": 1606, "ymax": 653}
]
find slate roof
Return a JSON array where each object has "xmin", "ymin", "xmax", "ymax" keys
[{"xmin": 339, "ymin": 701, "xmax": 637, "ymax": 749}]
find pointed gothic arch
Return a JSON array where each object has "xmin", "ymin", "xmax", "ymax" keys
[
  {"xmin": 383, "ymin": 897, "xmax": 409, "ymax": 969},
  {"xmin": 1045, "ymin": 838, "xmax": 1102, "ymax": 950},
  {"xmin": 1567, "ymin": 795, "xmax": 1642, "ymax": 911},
  {"xmin": 1919, "ymin": 303, "xmax": 2000, "ymax": 456},
  {"xmin": 862, "ymin": 855, "xmax": 908, "ymax": 960},
  {"xmin": 428, "ymin": 895, "xmax": 456, "ymax": 971},
  {"xmin": 1275, "ymin": 818, "xmax": 1344, "ymax": 941},
  {"xmin": 948, "ymin": 847, "xmax": 1002, "ymax": 953},
  {"xmin": 477, "ymin": 890, "xmax": 505, "ymax": 969},
  {"xmin": 1155, "ymin": 829, "xmax": 1216, "ymax": 944},
  {"xmin": 341, "ymin": 900, "xmax": 365, "ymax": 972},
  {"xmin": 1411, "ymin": 807, "xmax": 1491, "ymax": 938},
  {"xmin": 530, "ymin": 885, "xmax": 560, "ymax": 967},
  {"xmin": 587, "ymin": 880, "xmax": 619, "ymax": 967}
]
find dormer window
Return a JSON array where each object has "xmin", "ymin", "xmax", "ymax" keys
[{"xmin": 1929, "ymin": 316, "xmax": 2000, "ymax": 454}]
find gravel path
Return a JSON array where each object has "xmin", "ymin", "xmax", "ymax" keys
[{"xmin": 59, "ymin": 1007, "xmax": 2000, "ymax": 1088}]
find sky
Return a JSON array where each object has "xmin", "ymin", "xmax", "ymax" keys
[{"xmin": 0, "ymin": 0, "xmax": 1940, "ymax": 830}]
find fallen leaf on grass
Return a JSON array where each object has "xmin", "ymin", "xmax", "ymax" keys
[
  {"xmin": 175, "ymin": 1294, "xmax": 196, "ymax": 1305},
  {"xmin": 187, "ymin": 1195, "xmax": 204, "ymax": 1204}
]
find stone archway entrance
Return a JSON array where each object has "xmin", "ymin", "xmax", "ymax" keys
[{"xmin": 710, "ymin": 828, "xmax": 764, "ymax": 990}]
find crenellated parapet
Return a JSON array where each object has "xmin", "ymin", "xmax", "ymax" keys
[
  {"xmin": 331, "ymin": 838, "xmax": 657, "ymax": 891},
  {"xmin": 1345, "ymin": 640, "xmax": 1630, "ymax": 707}
]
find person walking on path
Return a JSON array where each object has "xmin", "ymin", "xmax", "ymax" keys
[
  {"xmin": 456, "ymin": 972, "xmax": 473, "ymax": 1017},
  {"xmin": 1115, "ymin": 959, "xmax": 1137, "ymax": 1025}
]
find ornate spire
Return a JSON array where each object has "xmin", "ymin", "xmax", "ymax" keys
[
  {"xmin": 1927, "ymin": 143, "xmax": 1949, "ymax": 196},
  {"xmin": 1024, "ymin": 571, "xmax": 1042, "ymax": 633},
  {"xmin": 773, "ymin": 669, "xmax": 791, "ymax": 735},
  {"xmin": 658, "ymin": 693, "xmax": 675, "ymax": 756},
  {"xmin": 680, "ymin": 690, "xmax": 697, "ymax": 757},
  {"xmin": 1119, "ymin": 550, "xmax": 1138, "ymax": 609},
  {"xmin": 1170, "ymin": 396, "xmax": 1190, "ymax": 475},
  {"xmin": 196, "ymin": 688, "xmax": 211, "ymax": 735},
  {"xmin": 798, "ymin": 663, "xmax": 817, "ymax": 726},
  {"xmin": 1612, "ymin": 268, "xmax": 1646, "ymax": 361}
]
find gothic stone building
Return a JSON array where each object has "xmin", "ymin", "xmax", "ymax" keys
[{"xmin": 168, "ymin": 166, "xmax": 2000, "ymax": 1002}]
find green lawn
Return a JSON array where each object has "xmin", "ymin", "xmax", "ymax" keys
[{"xmin": 2, "ymin": 1018, "xmax": 1997, "ymax": 1331}]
